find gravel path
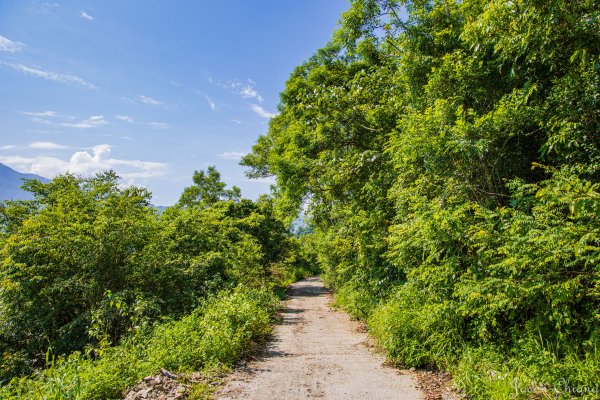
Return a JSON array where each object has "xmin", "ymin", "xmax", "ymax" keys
[{"xmin": 217, "ymin": 277, "xmax": 425, "ymax": 400}]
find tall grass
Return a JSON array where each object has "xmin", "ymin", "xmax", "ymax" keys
[
  {"xmin": 0, "ymin": 288, "xmax": 278, "ymax": 400},
  {"xmin": 361, "ymin": 286, "xmax": 600, "ymax": 399}
]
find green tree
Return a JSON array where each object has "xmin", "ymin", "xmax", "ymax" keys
[
  {"xmin": 177, "ymin": 166, "xmax": 241, "ymax": 208},
  {"xmin": 0, "ymin": 172, "xmax": 158, "ymax": 378},
  {"xmin": 0, "ymin": 167, "xmax": 304, "ymax": 382},
  {"xmin": 243, "ymin": 0, "xmax": 600, "ymax": 396}
]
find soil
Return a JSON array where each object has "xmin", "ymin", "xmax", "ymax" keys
[{"xmin": 217, "ymin": 277, "xmax": 456, "ymax": 400}]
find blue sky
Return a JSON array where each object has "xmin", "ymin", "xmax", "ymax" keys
[{"xmin": 0, "ymin": 1, "xmax": 349, "ymax": 205}]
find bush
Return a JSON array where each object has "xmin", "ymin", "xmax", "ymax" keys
[
  {"xmin": 147, "ymin": 288, "xmax": 277, "ymax": 371},
  {"xmin": 369, "ymin": 283, "xmax": 463, "ymax": 368},
  {"xmin": 0, "ymin": 288, "xmax": 278, "ymax": 400},
  {"xmin": 0, "ymin": 168, "xmax": 298, "ymax": 381}
]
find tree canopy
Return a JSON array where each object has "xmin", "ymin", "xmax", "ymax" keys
[
  {"xmin": 177, "ymin": 165, "xmax": 241, "ymax": 208},
  {"xmin": 242, "ymin": 0, "xmax": 599, "ymax": 397},
  {"xmin": 0, "ymin": 167, "xmax": 311, "ymax": 383}
]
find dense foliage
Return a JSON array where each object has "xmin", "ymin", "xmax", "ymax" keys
[
  {"xmin": 0, "ymin": 167, "xmax": 314, "ymax": 397},
  {"xmin": 0, "ymin": 288, "xmax": 278, "ymax": 399},
  {"xmin": 242, "ymin": 0, "xmax": 599, "ymax": 398}
]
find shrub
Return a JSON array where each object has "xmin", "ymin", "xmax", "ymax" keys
[{"xmin": 0, "ymin": 288, "xmax": 278, "ymax": 400}]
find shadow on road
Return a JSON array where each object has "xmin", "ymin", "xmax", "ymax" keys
[{"xmin": 287, "ymin": 277, "xmax": 329, "ymax": 298}]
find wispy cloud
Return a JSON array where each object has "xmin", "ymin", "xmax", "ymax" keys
[
  {"xmin": 28, "ymin": 112, "xmax": 108, "ymax": 129},
  {"xmin": 22, "ymin": 110, "xmax": 57, "ymax": 117},
  {"xmin": 60, "ymin": 115, "xmax": 107, "ymax": 129},
  {"xmin": 115, "ymin": 114, "xmax": 135, "ymax": 123},
  {"xmin": 114, "ymin": 114, "xmax": 170, "ymax": 129},
  {"xmin": 29, "ymin": 141, "xmax": 68, "ymax": 150},
  {"xmin": 0, "ymin": 144, "xmax": 168, "ymax": 180},
  {"xmin": 80, "ymin": 11, "xmax": 93, "ymax": 20},
  {"xmin": 0, "ymin": 35, "xmax": 24, "ymax": 53},
  {"xmin": 139, "ymin": 95, "xmax": 162, "ymax": 105},
  {"xmin": 42, "ymin": 2, "xmax": 59, "ymax": 12},
  {"xmin": 239, "ymin": 85, "xmax": 257, "ymax": 98},
  {"xmin": 0, "ymin": 62, "xmax": 96, "ymax": 89},
  {"xmin": 146, "ymin": 122, "xmax": 171, "ymax": 130},
  {"xmin": 250, "ymin": 104, "xmax": 276, "ymax": 119},
  {"xmin": 216, "ymin": 79, "xmax": 264, "ymax": 103},
  {"xmin": 0, "ymin": 145, "xmax": 17, "ymax": 150},
  {"xmin": 239, "ymin": 85, "xmax": 263, "ymax": 103},
  {"xmin": 219, "ymin": 151, "xmax": 247, "ymax": 161},
  {"xmin": 28, "ymin": 2, "xmax": 59, "ymax": 14},
  {"xmin": 205, "ymin": 95, "xmax": 217, "ymax": 111}
]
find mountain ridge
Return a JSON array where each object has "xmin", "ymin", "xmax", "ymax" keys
[{"xmin": 0, "ymin": 163, "xmax": 49, "ymax": 201}]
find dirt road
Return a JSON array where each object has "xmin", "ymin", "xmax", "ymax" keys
[{"xmin": 217, "ymin": 277, "xmax": 425, "ymax": 400}]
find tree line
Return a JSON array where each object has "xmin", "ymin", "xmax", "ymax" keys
[
  {"xmin": 242, "ymin": 0, "xmax": 599, "ymax": 397},
  {"xmin": 0, "ymin": 167, "xmax": 315, "ymax": 388}
]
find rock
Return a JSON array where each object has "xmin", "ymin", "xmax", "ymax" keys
[{"xmin": 122, "ymin": 373, "xmax": 189, "ymax": 400}]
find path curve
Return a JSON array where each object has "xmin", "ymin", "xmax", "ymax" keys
[{"xmin": 217, "ymin": 277, "xmax": 424, "ymax": 400}]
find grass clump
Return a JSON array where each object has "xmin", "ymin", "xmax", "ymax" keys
[
  {"xmin": 368, "ymin": 283, "xmax": 463, "ymax": 369},
  {"xmin": 146, "ymin": 288, "xmax": 278, "ymax": 372}
]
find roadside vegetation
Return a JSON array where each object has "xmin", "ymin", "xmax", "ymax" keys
[
  {"xmin": 0, "ymin": 168, "xmax": 317, "ymax": 399},
  {"xmin": 2, "ymin": 1, "xmax": 598, "ymax": 399},
  {"xmin": 241, "ymin": 0, "xmax": 599, "ymax": 398}
]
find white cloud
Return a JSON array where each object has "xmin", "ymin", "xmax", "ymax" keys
[
  {"xmin": 22, "ymin": 110, "xmax": 57, "ymax": 117},
  {"xmin": 146, "ymin": 122, "xmax": 171, "ymax": 130},
  {"xmin": 139, "ymin": 95, "xmax": 162, "ymax": 105},
  {"xmin": 43, "ymin": 2, "xmax": 59, "ymax": 12},
  {"xmin": 80, "ymin": 11, "xmax": 93, "ymax": 20},
  {"xmin": 217, "ymin": 79, "xmax": 265, "ymax": 103},
  {"xmin": 60, "ymin": 115, "xmax": 107, "ymax": 129},
  {"xmin": 115, "ymin": 114, "xmax": 134, "ymax": 123},
  {"xmin": 205, "ymin": 95, "xmax": 217, "ymax": 111},
  {"xmin": 219, "ymin": 151, "xmax": 247, "ymax": 161},
  {"xmin": 240, "ymin": 85, "xmax": 257, "ymax": 99},
  {"xmin": 0, "ymin": 144, "xmax": 167, "ymax": 180},
  {"xmin": 28, "ymin": 113, "xmax": 108, "ymax": 129},
  {"xmin": 239, "ymin": 85, "xmax": 264, "ymax": 103},
  {"xmin": 0, "ymin": 35, "xmax": 24, "ymax": 52},
  {"xmin": 0, "ymin": 145, "xmax": 17, "ymax": 150},
  {"xmin": 250, "ymin": 104, "xmax": 276, "ymax": 119},
  {"xmin": 29, "ymin": 141, "xmax": 68, "ymax": 150},
  {"xmin": 114, "ymin": 115, "xmax": 171, "ymax": 129},
  {"xmin": 0, "ymin": 62, "xmax": 96, "ymax": 89},
  {"xmin": 29, "ymin": 2, "xmax": 59, "ymax": 13}
]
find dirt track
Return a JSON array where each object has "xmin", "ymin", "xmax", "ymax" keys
[{"xmin": 217, "ymin": 277, "xmax": 425, "ymax": 400}]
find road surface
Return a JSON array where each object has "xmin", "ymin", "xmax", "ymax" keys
[{"xmin": 217, "ymin": 277, "xmax": 425, "ymax": 400}]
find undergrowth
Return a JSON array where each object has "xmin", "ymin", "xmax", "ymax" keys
[
  {"xmin": 0, "ymin": 288, "xmax": 278, "ymax": 400},
  {"xmin": 330, "ymin": 281, "xmax": 600, "ymax": 400}
]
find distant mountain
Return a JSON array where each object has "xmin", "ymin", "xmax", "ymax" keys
[
  {"xmin": 0, "ymin": 163, "xmax": 49, "ymax": 201},
  {"xmin": 154, "ymin": 205, "xmax": 168, "ymax": 213},
  {"xmin": 150, "ymin": 204, "xmax": 169, "ymax": 214}
]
